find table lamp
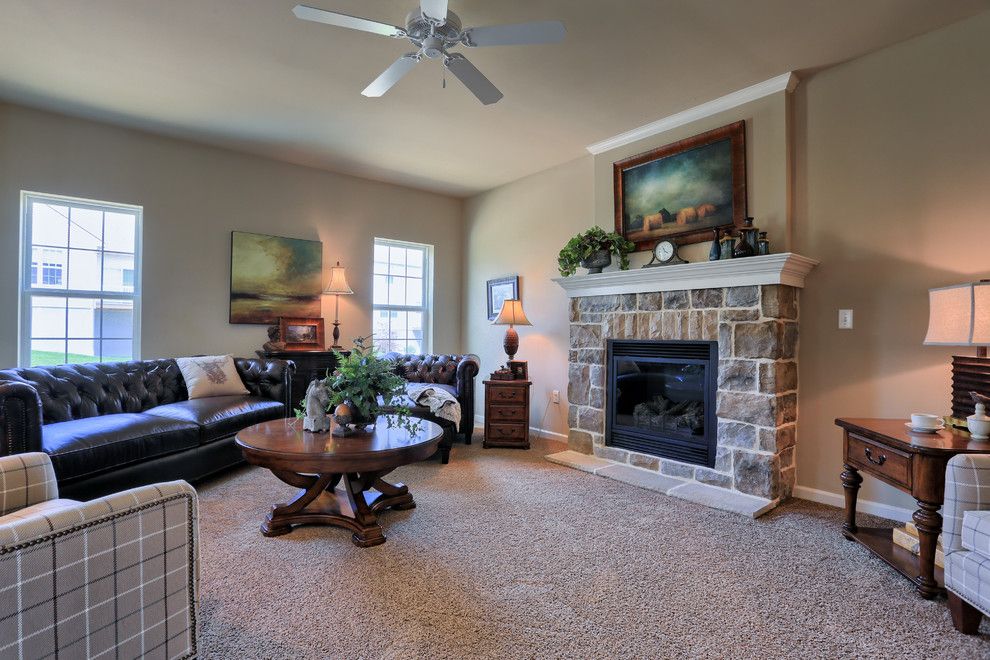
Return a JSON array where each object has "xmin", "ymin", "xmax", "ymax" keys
[
  {"xmin": 923, "ymin": 280, "xmax": 990, "ymax": 424},
  {"xmin": 492, "ymin": 299, "xmax": 531, "ymax": 361},
  {"xmin": 323, "ymin": 261, "xmax": 353, "ymax": 349}
]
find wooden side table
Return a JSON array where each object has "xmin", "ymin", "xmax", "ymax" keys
[
  {"xmin": 484, "ymin": 380, "xmax": 531, "ymax": 449},
  {"xmin": 835, "ymin": 418, "xmax": 990, "ymax": 599}
]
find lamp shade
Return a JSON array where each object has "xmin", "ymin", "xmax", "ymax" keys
[
  {"xmin": 492, "ymin": 299, "xmax": 532, "ymax": 327},
  {"xmin": 323, "ymin": 261, "xmax": 353, "ymax": 295},
  {"xmin": 923, "ymin": 282, "xmax": 990, "ymax": 346}
]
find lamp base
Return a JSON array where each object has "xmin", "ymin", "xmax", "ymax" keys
[
  {"xmin": 332, "ymin": 320, "xmax": 341, "ymax": 350},
  {"xmin": 503, "ymin": 326, "xmax": 519, "ymax": 362},
  {"xmin": 951, "ymin": 354, "xmax": 990, "ymax": 419}
]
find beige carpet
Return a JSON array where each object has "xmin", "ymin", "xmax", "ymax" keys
[{"xmin": 195, "ymin": 439, "xmax": 990, "ymax": 658}]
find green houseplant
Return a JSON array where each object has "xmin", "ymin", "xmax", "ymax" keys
[
  {"xmin": 557, "ymin": 226, "xmax": 635, "ymax": 276},
  {"xmin": 316, "ymin": 337, "xmax": 416, "ymax": 432}
]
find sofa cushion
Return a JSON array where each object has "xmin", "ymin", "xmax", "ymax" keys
[
  {"xmin": 42, "ymin": 414, "xmax": 201, "ymax": 482},
  {"xmin": 143, "ymin": 395, "xmax": 284, "ymax": 444},
  {"xmin": 962, "ymin": 510, "xmax": 990, "ymax": 557}
]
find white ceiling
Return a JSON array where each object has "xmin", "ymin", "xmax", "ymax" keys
[{"xmin": 0, "ymin": 1, "xmax": 987, "ymax": 197}]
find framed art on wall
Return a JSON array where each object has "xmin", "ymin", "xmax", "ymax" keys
[
  {"xmin": 279, "ymin": 317, "xmax": 325, "ymax": 351},
  {"xmin": 613, "ymin": 120, "xmax": 747, "ymax": 251},
  {"xmin": 229, "ymin": 231, "xmax": 323, "ymax": 324},
  {"xmin": 487, "ymin": 275, "xmax": 519, "ymax": 321}
]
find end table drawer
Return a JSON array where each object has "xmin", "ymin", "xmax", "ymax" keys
[
  {"xmin": 488, "ymin": 423, "xmax": 527, "ymax": 441},
  {"xmin": 489, "ymin": 386, "xmax": 526, "ymax": 404},
  {"xmin": 489, "ymin": 405, "xmax": 526, "ymax": 422},
  {"xmin": 847, "ymin": 433, "xmax": 911, "ymax": 488}
]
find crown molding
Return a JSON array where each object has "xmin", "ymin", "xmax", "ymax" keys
[{"xmin": 585, "ymin": 72, "xmax": 799, "ymax": 155}]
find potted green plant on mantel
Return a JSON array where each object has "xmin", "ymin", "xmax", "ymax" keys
[{"xmin": 557, "ymin": 226, "xmax": 635, "ymax": 276}]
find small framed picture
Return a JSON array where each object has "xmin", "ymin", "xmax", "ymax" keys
[
  {"xmin": 487, "ymin": 276, "xmax": 519, "ymax": 320},
  {"xmin": 279, "ymin": 317, "xmax": 325, "ymax": 351},
  {"xmin": 508, "ymin": 360, "xmax": 528, "ymax": 381}
]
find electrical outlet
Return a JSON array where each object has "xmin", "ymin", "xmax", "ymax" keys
[
  {"xmin": 551, "ymin": 390, "xmax": 560, "ymax": 404},
  {"xmin": 838, "ymin": 309, "xmax": 854, "ymax": 329}
]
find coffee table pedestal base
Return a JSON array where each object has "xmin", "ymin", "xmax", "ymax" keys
[{"xmin": 261, "ymin": 469, "xmax": 414, "ymax": 547}]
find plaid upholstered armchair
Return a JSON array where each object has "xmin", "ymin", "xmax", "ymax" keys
[
  {"xmin": 0, "ymin": 453, "xmax": 199, "ymax": 658},
  {"xmin": 944, "ymin": 453, "xmax": 990, "ymax": 633}
]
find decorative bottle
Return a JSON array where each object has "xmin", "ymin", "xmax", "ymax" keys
[
  {"xmin": 709, "ymin": 228, "xmax": 721, "ymax": 261},
  {"xmin": 733, "ymin": 217, "xmax": 757, "ymax": 258},
  {"xmin": 757, "ymin": 231, "xmax": 770, "ymax": 256},
  {"xmin": 719, "ymin": 231, "xmax": 735, "ymax": 259}
]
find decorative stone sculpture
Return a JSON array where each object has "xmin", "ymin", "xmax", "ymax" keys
[{"xmin": 303, "ymin": 379, "xmax": 331, "ymax": 432}]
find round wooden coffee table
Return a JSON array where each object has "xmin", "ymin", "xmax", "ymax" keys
[{"xmin": 235, "ymin": 416, "xmax": 443, "ymax": 547}]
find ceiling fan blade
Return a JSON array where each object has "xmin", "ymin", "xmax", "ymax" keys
[
  {"xmin": 444, "ymin": 53, "xmax": 503, "ymax": 105},
  {"xmin": 420, "ymin": 0, "xmax": 448, "ymax": 22},
  {"xmin": 362, "ymin": 54, "xmax": 420, "ymax": 97},
  {"xmin": 292, "ymin": 4, "xmax": 404, "ymax": 37},
  {"xmin": 462, "ymin": 20, "xmax": 566, "ymax": 47}
]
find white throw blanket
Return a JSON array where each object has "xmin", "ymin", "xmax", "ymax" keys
[{"xmin": 405, "ymin": 382, "xmax": 461, "ymax": 426}]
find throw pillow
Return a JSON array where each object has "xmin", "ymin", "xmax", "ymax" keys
[{"xmin": 175, "ymin": 355, "xmax": 249, "ymax": 399}]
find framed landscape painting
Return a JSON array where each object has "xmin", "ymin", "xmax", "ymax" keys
[
  {"xmin": 229, "ymin": 231, "xmax": 323, "ymax": 325},
  {"xmin": 614, "ymin": 120, "xmax": 747, "ymax": 250}
]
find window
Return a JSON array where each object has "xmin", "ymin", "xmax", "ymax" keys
[
  {"xmin": 372, "ymin": 238, "xmax": 432, "ymax": 355},
  {"xmin": 20, "ymin": 192, "xmax": 142, "ymax": 367}
]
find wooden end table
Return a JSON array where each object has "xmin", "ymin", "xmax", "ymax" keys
[
  {"xmin": 483, "ymin": 379, "xmax": 531, "ymax": 448},
  {"xmin": 236, "ymin": 416, "xmax": 442, "ymax": 547},
  {"xmin": 835, "ymin": 417, "xmax": 990, "ymax": 599}
]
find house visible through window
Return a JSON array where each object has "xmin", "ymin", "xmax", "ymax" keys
[
  {"xmin": 372, "ymin": 238, "xmax": 432, "ymax": 355},
  {"xmin": 20, "ymin": 192, "xmax": 142, "ymax": 367}
]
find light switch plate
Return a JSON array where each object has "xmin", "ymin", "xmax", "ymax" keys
[
  {"xmin": 551, "ymin": 390, "xmax": 560, "ymax": 404},
  {"xmin": 838, "ymin": 309, "xmax": 854, "ymax": 329}
]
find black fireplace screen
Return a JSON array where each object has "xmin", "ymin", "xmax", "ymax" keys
[{"xmin": 606, "ymin": 340, "xmax": 717, "ymax": 468}]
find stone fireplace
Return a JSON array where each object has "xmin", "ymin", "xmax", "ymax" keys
[{"xmin": 555, "ymin": 254, "xmax": 817, "ymax": 513}]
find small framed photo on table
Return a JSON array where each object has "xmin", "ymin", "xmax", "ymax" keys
[
  {"xmin": 508, "ymin": 360, "xmax": 528, "ymax": 381},
  {"xmin": 279, "ymin": 317, "xmax": 325, "ymax": 351}
]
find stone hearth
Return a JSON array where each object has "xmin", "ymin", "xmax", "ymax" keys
[{"xmin": 565, "ymin": 283, "xmax": 801, "ymax": 506}]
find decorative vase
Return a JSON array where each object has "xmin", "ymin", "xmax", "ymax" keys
[
  {"xmin": 734, "ymin": 217, "xmax": 759, "ymax": 258},
  {"xmin": 757, "ymin": 231, "xmax": 770, "ymax": 256},
  {"xmin": 708, "ymin": 229, "xmax": 721, "ymax": 261},
  {"xmin": 581, "ymin": 249, "xmax": 612, "ymax": 274},
  {"xmin": 719, "ymin": 233, "xmax": 736, "ymax": 260},
  {"xmin": 968, "ymin": 402, "xmax": 990, "ymax": 440}
]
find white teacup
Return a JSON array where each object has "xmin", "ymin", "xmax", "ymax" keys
[{"xmin": 910, "ymin": 413, "xmax": 943, "ymax": 429}]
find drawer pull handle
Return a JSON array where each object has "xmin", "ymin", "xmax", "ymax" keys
[{"xmin": 864, "ymin": 447, "xmax": 886, "ymax": 466}]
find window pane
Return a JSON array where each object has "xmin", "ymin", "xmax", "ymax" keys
[
  {"xmin": 68, "ymin": 298, "xmax": 100, "ymax": 338},
  {"xmin": 406, "ymin": 278, "xmax": 423, "ymax": 307},
  {"xmin": 408, "ymin": 311, "xmax": 423, "ymax": 340},
  {"xmin": 32, "ymin": 203, "xmax": 69, "ymax": 247},
  {"xmin": 31, "ymin": 296, "xmax": 66, "ymax": 339},
  {"xmin": 69, "ymin": 208, "xmax": 103, "ymax": 250},
  {"xmin": 103, "ymin": 212, "xmax": 136, "ymax": 253},
  {"xmin": 102, "ymin": 252, "xmax": 135, "ymax": 293},
  {"xmin": 373, "ymin": 244, "xmax": 389, "ymax": 275},
  {"xmin": 100, "ymin": 340, "xmax": 132, "ymax": 362},
  {"xmin": 31, "ymin": 247, "xmax": 67, "ymax": 290},
  {"xmin": 373, "ymin": 275, "xmax": 389, "ymax": 305},
  {"xmin": 101, "ymin": 300, "xmax": 134, "ymax": 339},
  {"xmin": 388, "ymin": 276, "xmax": 406, "ymax": 306},
  {"xmin": 67, "ymin": 249, "xmax": 102, "ymax": 290},
  {"xmin": 388, "ymin": 246, "xmax": 406, "ymax": 276},
  {"xmin": 31, "ymin": 339, "xmax": 66, "ymax": 366},
  {"xmin": 405, "ymin": 340, "xmax": 422, "ymax": 354},
  {"xmin": 373, "ymin": 310, "xmax": 389, "ymax": 341},
  {"xmin": 391, "ymin": 311, "xmax": 408, "ymax": 340},
  {"xmin": 407, "ymin": 248, "xmax": 423, "ymax": 269},
  {"xmin": 67, "ymin": 339, "xmax": 99, "ymax": 363}
]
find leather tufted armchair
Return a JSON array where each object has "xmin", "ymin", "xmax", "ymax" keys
[
  {"xmin": 383, "ymin": 352, "xmax": 480, "ymax": 446},
  {"xmin": 0, "ymin": 357, "xmax": 294, "ymax": 499}
]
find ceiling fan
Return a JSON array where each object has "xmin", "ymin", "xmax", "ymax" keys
[{"xmin": 292, "ymin": 1, "xmax": 566, "ymax": 105}]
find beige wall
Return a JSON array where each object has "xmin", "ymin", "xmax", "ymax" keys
[
  {"xmin": 462, "ymin": 11, "xmax": 990, "ymax": 510},
  {"xmin": 0, "ymin": 103, "xmax": 463, "ymax": 366}
]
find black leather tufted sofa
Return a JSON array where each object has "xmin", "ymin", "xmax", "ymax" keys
[
  {"xmin": 0, "ymin": 357, "xmax": 293, "ymax": 499},
  {"xmin": 383, "ymin": 352, "xmax": 480, "ymax": 462}
]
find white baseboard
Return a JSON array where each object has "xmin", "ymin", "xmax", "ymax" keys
[
  {"xmin": 473, "ymin": 415, "xmax": 567, "ymax": 441},
  {"xmin": 793, "ymin": 485, "xmax": 913, "ymax": 523}
]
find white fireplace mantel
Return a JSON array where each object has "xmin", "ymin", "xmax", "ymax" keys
[{"xmin": 553, "ymin": 253, "xmax": 819, "ymax": 298}]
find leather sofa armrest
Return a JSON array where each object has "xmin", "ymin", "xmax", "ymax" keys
[
  {"xmin": 235, "ymin": 358, "xmax": 296, "ymax": 410},
  {"xmin": 454, "ymin": 355, "xmax": 480, "ymax": 438},
  {"xmin": 0, "ymin": 381, "xmax": 43, "ymax": 456}
]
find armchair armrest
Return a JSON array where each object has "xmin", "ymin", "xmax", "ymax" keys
[
  {"xmin": 944, "ymin": 453, "xmax": 990, "ymax": 554},
  {"xmin": 235, "ymin": 357, "xmax": 296, "ymax": 410},
  {"xmin": 0, "ymin": 480, "xmax": 199, "ymax": 659},
  {"xmin": 0, "ymin": 380, "xmax": 43, "ymax": 456},
  {"xmin": 0, "ymin": 452, "xmax": 58, "ymax": 517}
]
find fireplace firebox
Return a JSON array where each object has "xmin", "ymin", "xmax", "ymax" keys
[{"xmin": 606, "ymin": 339, "xmax": 718, "ymax": 468}]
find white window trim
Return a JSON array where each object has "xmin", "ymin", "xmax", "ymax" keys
[
  {"xmin": 19, "ymin": 191, "xmax": 143, "ymax": 367},
  {"xmin": 373, "ymin": 237, "xmax": 434, "ymax": 354}
]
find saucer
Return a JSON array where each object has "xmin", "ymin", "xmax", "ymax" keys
[{"xmin": 905, "ymin": 422, "xmax": 944, "ymax": 434}]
